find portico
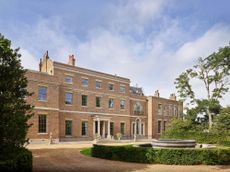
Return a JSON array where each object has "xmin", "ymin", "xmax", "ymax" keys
[{"xmin": 93, "ymin": 115, "xmax": 112, "ymax": 139}]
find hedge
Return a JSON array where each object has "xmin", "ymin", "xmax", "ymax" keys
[
  {"xmin": 92, "ymin": 144, "xmax": 230, "ymax": 165},
  {"xmin": 0, "ymin": 148, "xmax": 32, "ymax": 171}
]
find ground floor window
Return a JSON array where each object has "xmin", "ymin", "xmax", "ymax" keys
[
  {"xmin": 65, "ymin": 120, "xmax": 72, "ymax": 136},
  {"xmin": 110, "ymin": 122, "xmax": 114, "ymax": 136},
  {"xmin": 141, "ymin": 123, "xmax": 144, "ymax": 135},
  {"xmin": 120, "ymin": 122, "xmax": 125, "ymax": 135},
  {"xmin": 38, "ymin": 115, "xmax": 47, "ymax": 133},
  {"xmin": 132, "ymin": 122, "xmax": 135, "ymax": 135},
  {"xmin": 158, "ymin": 120, "xmax": 161, "ymax": 133},
  {"xmin": 163, "ymin": 121, "xmax": 167, "ymax": 131},
  {"xmin": 82, "ymin": 121, "xmax": 88, "ymax": 136}
]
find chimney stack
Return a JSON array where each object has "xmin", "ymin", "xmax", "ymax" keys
[
  {"xmin": 154, "ymin": 90, "xmax": 160, "ymax": 98},
  {"xmin": 39, "ymin": 58, "xmax": 42, "ymax": 72},
  {"xmin": 169, "ymin": 93, "xmax": 176, "ymax": 101},
  {"xmin": 68, "ymin": 54, "xmax": 75, "ymax": 66}
]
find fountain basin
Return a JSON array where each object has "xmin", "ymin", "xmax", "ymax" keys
[{"xmin": 152, "ymin": 139, "xmax": 196, "ymax": 148}]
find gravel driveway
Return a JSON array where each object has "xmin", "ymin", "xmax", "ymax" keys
[{"xmin": 32, "ymin": 148, "xmax": 230, "ymax": 172}]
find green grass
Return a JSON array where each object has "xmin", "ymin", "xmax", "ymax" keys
[{"xmin": 80, "ymin": 148, "xmax": 92, "ymax": 157}]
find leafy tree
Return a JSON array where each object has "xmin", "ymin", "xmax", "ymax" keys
[
  {"xmin": 175, "ymin": 44, "xmax": 230, "ymax": 129},
  {"xmin": 213, "ymin": 107, "xmax": 230, "ymax": 135},
  {"xmin": 0, "ymin": 33, "xmax": 33, "ymax": 157}
]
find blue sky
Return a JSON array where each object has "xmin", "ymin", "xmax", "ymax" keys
[{"xmin": 0, "ymin": 0, "xmax": 230, "ymax": 105}]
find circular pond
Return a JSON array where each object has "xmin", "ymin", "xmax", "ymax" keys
[{"xmin": 151, "ymin": 139, "xmax": 196, "ymax": 148}]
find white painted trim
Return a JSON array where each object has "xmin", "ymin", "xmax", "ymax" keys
[
  {"xmin": 55, "ymin": 66, "xmax": 130, "ymax": 84},
  {"xmin": 34, "ymin": 106, "xmax": 147, "ymax": 118}
]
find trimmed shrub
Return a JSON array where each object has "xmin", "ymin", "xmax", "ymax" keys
[
  {"xmin": 92, "ymin": 144, "xmax": 230, "ymax": 165},
  {"xmin": 0, "ymin": 148, "xmax": 32, "ymax": 171},
  {"xmin": 92, "ymin": 144, "xmax": 151, "ymax": 163}
]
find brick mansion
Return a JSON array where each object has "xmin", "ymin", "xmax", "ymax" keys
[{"xmin": 26, "ymin": 52, "xmax": 183, "ymax": 142}]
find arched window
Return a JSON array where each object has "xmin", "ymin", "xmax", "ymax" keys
[{"xmin": 134, "ymin": 102, "xmax": 143, "ymax": 115}]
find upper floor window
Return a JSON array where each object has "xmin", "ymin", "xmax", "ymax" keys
[
  {"xmin": 81, "ymin": 78, "xmax": 88, "ymax": 87},
  {"xmin": 108, "ymin": 83, "xmax": 114, "ymax": 91},
  {"xmin": 65, "ymin": 92, "xmax": 73, "ymax": 105},
  {"xmin": 134, "ymin": 102, "xmax": 143, "ymax": 115},
  {"xmin": 120, "ymin": 100, "xmax": 125, "ymax": 109},
  {"xmin": 173, "ymin": 105, "xmax": 177, "ymax": 116},
  {"xmin": 38, "ymin": 86, "xmax": 47, "ymax": 101},
  {"xmin": 96, "ymin": 80, "xmax": 102, "ymax": 89},
  {"xmin": 64, "ymin": 76, "xmax": 73, "ymax": 84},
  {"xmin": 158, "ymin": 104, "xmax": 162, "ymax": 115},
  {"xmin": 108, "ymin": 98, "xmax": 114, "ymax": 108},
  {"xmin": 81, "ymin": 95, "xmax": 88, "ymax": 106},
  {"xmin": 96, "ymin": 97, "xmax": 101, "ymax": 107},
  {"xmin": 120, "ymin": 85, "xmax": 125, "ymax": 93}
]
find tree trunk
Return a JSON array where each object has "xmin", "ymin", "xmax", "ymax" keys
[{"xmin": 207, "ymin": 108, "xmax": 212, "ymax": 130}]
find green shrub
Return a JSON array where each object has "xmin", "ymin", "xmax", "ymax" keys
[
  {"xmin": 0, "ymin": 148, "xmax": 32, "ymax": 171},
  {"xmin": 92, "ymin": 144, "xmax": 230, "ymax": 165},
  {"xmin": 92, "ymin": 144, "xmax": 151, "ymax": 163}
]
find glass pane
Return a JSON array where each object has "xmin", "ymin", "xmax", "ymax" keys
[
  {"xmin": 64, "ymin": 76, "xmax": 73, "ymax": 83},
  {"xmin": 96, "ymin": 81, "xmax": 101, "ymax": 89},
  {"xmin": 38, "ymin": 115, "xmax": 46, "ymax": 133},
  {"xmin": 38, "ymin": 86, "xmax": 47, "ymax": 100},
  {"xmin": 81, "ymin": 78, "xmax": 88, "ymax": 87},
  {"xmin": 65, "ymin": 120, "xmax": 72, "ymax": 135},
  {"xmin": 65, "ymin": 93, "xmax": 73, "ymax": 104}
]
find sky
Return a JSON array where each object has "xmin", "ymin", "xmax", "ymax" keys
[{"xmin": 0, "ymin": 0, "xmax": 230, "ymax": 106}]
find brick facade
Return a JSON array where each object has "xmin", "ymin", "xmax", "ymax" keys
[{"xmin": 26, "ymin": 52, "xmax": 182, "ymax": 142}]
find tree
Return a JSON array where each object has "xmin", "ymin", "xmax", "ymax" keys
[
  {"xmin": 0, "ymin": 33, "xmax": 33, "ymax": 157},
  {"xmin": 175, "ymin": 44, "xmax": 230, "ymax": 130},
  {"xmin": 214, "ymin": 107, "xmax": 230, "ymax": 135}
]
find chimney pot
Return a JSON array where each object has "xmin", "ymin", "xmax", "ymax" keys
[
  {"xmin": 154, "ymin": 90, "xmax": 160, "ymax": 98},
  {"xmin": 68, "ymin": 54, "xmax": 75, "ymax": 66},
  {"xmin": 169, "ymin": 93, "xmax": 176, "ymax": 101}
]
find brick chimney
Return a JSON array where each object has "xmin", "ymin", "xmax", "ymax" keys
[
  {"xmin": 154, "ymin": 90, "xmax": 160, "ymax": 98},
  {"xmin": 68, "ymin": 54, "xmax": 75, "ymax": 66},
  {"xmin": 169, "ymin": 93, "xmax": 176, "ymax": 101}
]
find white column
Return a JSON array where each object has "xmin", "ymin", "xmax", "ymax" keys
[
  {"xmin": 134, "ymin": 122, "xmax": 136, "ymax": 135},
  {"xmin": 139, "ymin": 119, "xmax": 142, "ymax": 135},
  {"xmin": 98, "ymin": 119, "xmax": 100, "ymax": 136},
  {"xmin": 134, "ymin": 122, "xmax": 137, "ymax": 142},
  {"xmin": 107, "ymin": 120, "xmax": 111, "ymax": 139},
  {"xmin": 93, "ymin": 120, "xmax": 95, "ymax": 136},
  {"xmin": 102, "ymin": 121, "xmax": 105, "ymax": 138}
]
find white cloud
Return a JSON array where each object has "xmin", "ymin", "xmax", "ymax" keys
[
  {"xmin": 19, "ymin": 48, "xmax": 39, "ymax": 70},
  {"xmin": 5, "ymin": 1, "xmax": 230, "ymax": 107},
  {"xmin": 107, "ymin": 0, "xmax": 166, "ymax": 33},
  {"xmin": 176, "ymin": 25, "xmax": 230, "ymax": 64}
]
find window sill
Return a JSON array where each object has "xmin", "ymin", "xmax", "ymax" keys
[
  {"xmin": 65, "ymin": 135, "xmax": 73, "ymax": 137},
  {"xmin": 64, "ymin": 82, "xmax": 73, "ymax": 85},
  {"xmin": 38, "ymin": 100, "xmax": 48, "ymax": 102},
  {"xmin": 37, "ymin": 133, "xmax": 48, "ymax": 135},
  {"xmin": 65, "ymin": 104, "xmax": 73, "ymax": 106}
]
